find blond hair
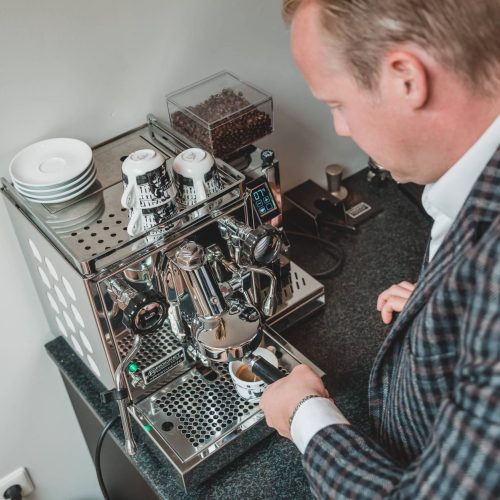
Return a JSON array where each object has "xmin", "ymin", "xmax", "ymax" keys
[{"xmin": 283, "ymin": 0, "xmax": 500, "ymax": 94}]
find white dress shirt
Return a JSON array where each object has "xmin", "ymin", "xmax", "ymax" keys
[
  {"xmin": 421, "ymin": 115, "xmax": 500, "ymax": 261},
  {"xmin": 290, "ymin": 114, "xmax": 500, "ymax": 454}
]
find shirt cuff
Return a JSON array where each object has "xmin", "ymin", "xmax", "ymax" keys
[{"xmin": 290, "ymin": 397, "xmax": 349, "ymax": 454}]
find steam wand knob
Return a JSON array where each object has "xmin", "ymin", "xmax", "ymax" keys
[{"xmin": 107, "ymin": 276, "xmax": 167, "ymax": 334}]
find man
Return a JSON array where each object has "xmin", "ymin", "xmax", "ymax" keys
[{"xmin": 260, "ymin": 0, "xmax": 500, "ymax": 497}]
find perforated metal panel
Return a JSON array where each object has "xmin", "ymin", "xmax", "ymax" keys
[
  {"xmin": 127, "ymin": 325, "xmax": 290, "ymax": 462},
  {"xmin": 3, "ymin": 198, "xmax": 115, "ymax": 387},
  {"xmin": 118, "ymin": 322, "xmax": 180, "ymax": 367},
  {"xmin": 65, "ymin": 205, "xmax": 130, "ymax": 257},
  {"xmin": 136, "ymin": 361, "xmax": 286, "ymax": 462},
  {"xmin": 152, "ymin": 364, "xmax": 260, "ymax": 450}
]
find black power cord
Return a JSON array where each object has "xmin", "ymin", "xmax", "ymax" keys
[
  {"xmin": 94, "ymin": 414, "xmax": 121, "ymax": 500},
  {"xmin": 286, "ymin": 230, "xmax": 345, "ymax": 278}
]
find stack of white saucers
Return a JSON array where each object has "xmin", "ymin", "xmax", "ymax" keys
[{"xmin": 9, "ymin": 138, "xmax": 96, "ymax": 204}]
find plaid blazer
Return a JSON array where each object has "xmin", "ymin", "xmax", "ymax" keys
[{"xmin": 303, "ymin": 146, "xmax": 500, "ymax": 499}]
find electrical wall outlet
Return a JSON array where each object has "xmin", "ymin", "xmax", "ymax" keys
[{"xmin": 0, "ymin": 467, "xmax": 34, "ymax": 497}]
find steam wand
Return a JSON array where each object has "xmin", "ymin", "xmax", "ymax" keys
[
  {"xmin": 114, "ymin": 334, "xmax": 142, "ymax": 455},
  {"xmin": 100, "ymin": 334, "xmax": 142, "ymax": 456}
]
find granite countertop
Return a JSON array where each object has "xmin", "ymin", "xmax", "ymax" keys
[{"xmin": 46, "ymin": 169, "xmax": 430, "ymax": 499}]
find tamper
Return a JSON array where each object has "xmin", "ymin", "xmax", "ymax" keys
[{"xmin": 325, "ymin": 164, "xmax": 348, "ymax": 201}]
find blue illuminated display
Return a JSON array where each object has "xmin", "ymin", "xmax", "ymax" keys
[{"xmin": 252, "ymin": 184, "xmax": 276, "ymax": 216}]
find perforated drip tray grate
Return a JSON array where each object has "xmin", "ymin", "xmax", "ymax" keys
[
  {"xmin": 124, "ymin": 323, "xmax": 291, "ymax": 462},
  {"xmin": 269, "ymin": 261, "xmax": 325, "ymax": 327},
  {"xmin": 136, "ymin": 362, "xmax": 264, "ymax": 462},
  {"xmin": 128, "ymin": 327, "xmax": 325, "ymax": 484}
]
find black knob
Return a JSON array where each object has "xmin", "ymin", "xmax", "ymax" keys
[
  {"xmin": 123, "ymin": 289, "xmax": 167, "ymax": 335},
  {"xmin": 261, "ymin": 149, "xmax": 275, "ymax": 166}
]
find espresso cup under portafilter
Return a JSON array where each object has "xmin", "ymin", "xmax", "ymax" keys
[
  {"xmin": 229, "ymin": 347, "xmax": 283, "ymax": 401},
  {"xmin": 172, "ymin": 148, "xmax": 222, "ymax": 208}
]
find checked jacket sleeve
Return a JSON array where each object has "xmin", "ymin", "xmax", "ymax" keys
[{"xmin": 302, "ymin": 231, "xmax": 500, "ymax": 499}]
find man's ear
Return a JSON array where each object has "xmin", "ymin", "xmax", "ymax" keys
[{"xmin": 382, "ymin": 50, "xmax": 430, "ymax": 110}]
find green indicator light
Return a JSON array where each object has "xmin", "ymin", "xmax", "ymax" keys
[
  {"xmin": 144, "ymin": 424, "xmax": 152, "ymax": 432},
  {"xmin": 128, "ymin": 363, "xmax": 139, "ymax": 373}
]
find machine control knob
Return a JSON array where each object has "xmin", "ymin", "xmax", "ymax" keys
[
  {"xmin": 261, "ymin": 149, "xmax": 275, "ymax": 166},
  {"xmin": 107, "ymin": 277, "xmax": 168, "ymax": 335},
  {"xmin": 175, "ymin": 241, "xmax": 205, "ymax": 270},
  {"xmin": 122, "ymin": 289, "xmax": 167, "ymax": 335}
]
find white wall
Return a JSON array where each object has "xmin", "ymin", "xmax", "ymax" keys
[{"xmin": 0, "ymin": 1, "xmax": 366, "ymax": 499}]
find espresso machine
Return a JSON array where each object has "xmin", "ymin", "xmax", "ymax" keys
[{"xmin": 2, "ymin": 112, "xmax": 325, "ymax": 490}]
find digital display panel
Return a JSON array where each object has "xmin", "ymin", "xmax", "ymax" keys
[{"xmin": 252, "ymin": 183, "xmax": 277, "ymax": 216}]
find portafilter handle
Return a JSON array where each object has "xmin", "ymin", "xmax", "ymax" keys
[{"xmin": 246, "ymin": 354, "xmax": 286, "ymax": 384}]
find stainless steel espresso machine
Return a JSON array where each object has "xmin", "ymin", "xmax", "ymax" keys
[{"xmin": 2, "ymin": 100, "xmax": 325, "ymax": 489}]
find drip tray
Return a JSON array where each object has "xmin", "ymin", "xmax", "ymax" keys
[
  {"xmin": 135, "ymin": 363, "xmax": 262, "ymax": 462},
  {"xmin": 129, "ymin": 328, "xmax": 324, "ymax": 490}
]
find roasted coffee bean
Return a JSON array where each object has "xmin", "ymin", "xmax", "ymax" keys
[{"xmin": 171, "ymin": 88, "xmax": 272, "ymax": 158}]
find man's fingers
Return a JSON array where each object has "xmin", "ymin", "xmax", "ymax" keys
[
  {"xmin": 377, "ymin": 284, "xmax": 414, "ymax": 310},
  {"xmin": 386, "ymin": 284, "xmax": 413, "ymax": 300},
  {"xmin": 398, "ymin": 281, "xmax": 416, "ymax": 292},
  {"xmin": 259, "ymin": 364, "xmax": 329, "ymax": 440},
  {"xmin": 381, "ymin": 308, "xmax": 393, "ymax": 324},
  {"xmin": 376, "ymin": 293, "xmax": 385, "ymax": 311},
  {"xmin": 381, "ymin": 296, "xmax": 408, "ymax": 323}
]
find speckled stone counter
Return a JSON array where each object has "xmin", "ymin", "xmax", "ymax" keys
[{"xmin": 45, "ymin": 169, "xmax": 430, "ymax": 499}]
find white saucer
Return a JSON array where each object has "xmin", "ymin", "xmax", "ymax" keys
[
  {"xmin": 14, "ymin": 164, "xmax": 96, "ymax": 196},
  {"xmin": 10, "ymin": 138, "xmax": 92, "ymax": 188},
  {"xmin": 15, "ymin": 169, "xmax": 97, "ymax": 200},
  {"xmin": 19, "ymin": 171, "xmax": 97, "ymax": 204},
  {"xmin": 13, "ymin": 162, "xmax": 95, "ymax": 193}
]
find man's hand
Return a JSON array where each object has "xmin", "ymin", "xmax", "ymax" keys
[
  {"xmin": 259, "ymin": 364, "xmax": 329, "ymax": 440},
  {"xmin": 377, "ymin": 281, "xmax": 416, "ymax": 324}
]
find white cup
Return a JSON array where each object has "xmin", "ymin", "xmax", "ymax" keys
[
  {"xmin": 228, "ymin": 347, "xmax": 279, "ymax": 402},
  {"xmin": 121, "ymin": 149, "xmax": 177, "ymax": 236},
  {"xmin": 126, "ymin": 204, "xmax": 177, "ymax": 237},
  {"xmin": 172, "ymin": 148, "xmax": 222, "ymax": 207}
]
